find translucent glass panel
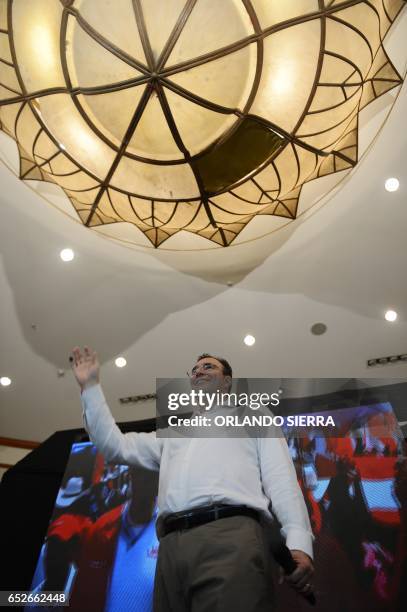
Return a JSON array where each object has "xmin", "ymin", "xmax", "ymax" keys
[
  {"xmin": 251, "ymin": 20, "xmax": 321, "ymax": 132},
  {"xmin": 76, "ymin": 0, "xmax": 147, "ymax": 66},
  {"xmin": 77, "ymin": 86, "xmax": 146, "ymax": 149},
  {"xmin": 127, "ymin": 92, "xmax": 184, "ymax": 160},
  {"xmin": 140, "ymin": 0, "xmax": 188, "ymax": 62},
  {"xmin": 251, "ymin": 0, "xmax": 319, "ymax": 29},
  {"xmin": 165, "ymin": 88, "xmax": 238, "ymax": 156},
  {"xmin": 66, "ymin": 16, "xmax": 142, "ymax": 89},
  {"xmin": 168, "ymin": 43, "xmax": 258, "ymax": 111},
  {"xmin": 37, "ymin": 94, "xmax": 115, "ymax": 178},
  {"xmin": 166, "ymin": 0, "xmax": 254, "ymax": 66},
  {"xmin": 111, "ymin": 155, "xmax": 199, "ymax": 200},
  {"xmin": 12, "ymin": 0, "xmax": 65, "ymax": 90}
]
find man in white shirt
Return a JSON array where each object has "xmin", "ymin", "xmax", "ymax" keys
[{"xmin": 72, "ymin": 346, "xmax": 314, "ymax": 612}]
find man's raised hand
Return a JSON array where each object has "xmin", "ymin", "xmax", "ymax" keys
[{"xmin": 71, "ymin": 346, "xmax": 100, "ymax": 391}]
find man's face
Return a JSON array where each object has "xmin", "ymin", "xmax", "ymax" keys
[{"xmin": 189, "ymin": 357, "xmax": 231, "ymax": 393}]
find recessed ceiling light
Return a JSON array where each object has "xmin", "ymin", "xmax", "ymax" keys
[
  {"xmin": 244, "ymin": 334, "xmax": 255, "ymax": 346},
  {"xmin": 0, "ymin": 376, "xmax": 11, "ymax": 386},
  {"xmin": 60, "ymin": 248, "xmax": 74, "ymax": 262},
  {"xmin": 384, "ymin": 177, "xmax": 399, "ymax": 192},
  {"xmin": 115, "ymin": 357, "xmax": 127, "ymax": 368},
  {"xmin": 385, "ymin": 310, "xmax": 397, "ymax": 322}
]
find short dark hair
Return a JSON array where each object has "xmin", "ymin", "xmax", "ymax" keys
[{"xmin": 196, "ymin": 353, "xmax": 232, "ymax": 379}]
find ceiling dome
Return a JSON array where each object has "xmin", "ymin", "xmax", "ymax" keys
[{"xmin": 0, "ymin": 0, "xmax": 404, "ymax": 246}]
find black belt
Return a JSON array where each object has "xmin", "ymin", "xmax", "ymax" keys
[{"xmin": 161, "ymin": 504, "xmax": 260, "ymax": 537}]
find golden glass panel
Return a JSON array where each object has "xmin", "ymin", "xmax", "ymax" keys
[
  {"xmin": 36, "ymin": 94, "xmax": 116, "ymax": 178},
  {"xmin": 165, "ymin": 88, "xmax": 238, "ymax": 156},
  {"xmin": 98, "ymin": 190, "xmax": 132, "ymax": 222},
  {"xmin": 0, "ymin": 86, "xmax": 12, "ymax": 101},
  {"xmin": 162, "ymin": 201, "xmax": 200, "ymax": 228},
  {"xmin": 298, "ymin": 108, "xmax": 359, "ymax": 152},
  {"xmin": 66, "ymin": 16, "xmax": 141, "ymax": 89},
  {"xmin": 319, "ymin": 53, "xmax": 362, "ymax": 85},
  {"xmin": 293, "ymin": 145, "xmax": 320, "ymax": 186},
  {"xmin": 97, "ymin": 191, "xmax": 126, "ymax": 223},
  {"xmin": 325, "ymin": 17, "xmax": 372, "ymax": 79},
  {"xmin": 111, "ymin": 155, "xmax": 199, "ymax": 200},
  {"xmin": 254, "ymin": 160, "xmax": 284, "ymax": 198},
  {"xmin": 65, "ymin": 187, "xmax": 101, "ymax": 206},
  {"xmin": 151, "ymin": 203, "xmax": 179, "ymax": 226},
  {"xmin": 0, "ymin": 0, "xmax": 7, "ymax": 30},
  {"xmin": 77, "ymin": 0, "xmax": 147, "ymax": 66},
  {"xmin": 209, "ymin": 197, "xmax": 264, "ymax": 220},
  {"xmin": 270, "ymin": 144, "xmax": 304, "ymax": 196},
  {"xmin": 231, "ymin": 180, "xmax": 264, "ymax": 204},
  {"xmin": 0, "ymin": 32, "xmax": 12, "ymax": 63},
  {"xmin": 129, "ymin": 196, "xmax": 155, "ymax": 221},
  {"xmin": 128, "ymin": 92, "xmax": 183, "ymax": 160},
  {"xmin": 166, "ymin": 0, "xmax": 254, "ymax": 67},
  {"xmin": 78, "ymin": 86, "xmax": 146, "ymax": 150},
  {"xmin": 14, "ymin": 104, "xmax": 40, "ymax": 156},
  {"xmin": 0, "ymin": 64, "xmax": 22, "ymax": 95},
  {"xmin": 12, "ymin": 0, "xmax": 65, "ymax": 91},
  {"xmin": 298, "ymin": 95, "xmax": 361, "ymax": 141},
  {"xmin": 51, "ymin": 170, "xmax": 99, "ymax": 192},
  {"xmin": 0, "ymin": 102, "xmax": 22, "ymax": 137},
  {"xmin": 168, "ymin": 44, "xmax": 257, "ymax": 110},
  {"xmin": 251, "ymin": 0, "xmax": 319, "ymax": 29},
  {"xmin": 141, "ymin": 0, "xmax": 188, "ymax": 62},
  {"xmin": 309, "ymin": 86, "xmax": 355, "ymax": 114},
  {"xmin": 33, "ymin": 131, "xmax": 59, "ymax": 162},
  {"xmin": 251, "ymin": 21, "xmax": 321, "ymax": 132},
  {"xmin": 384, "ymin": 0, "xmax": 406, "ymax": 20}
]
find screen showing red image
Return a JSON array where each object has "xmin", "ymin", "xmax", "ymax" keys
[{"xmin": 28, "ymin": 402, "xmax": 406, "ymax": 612}]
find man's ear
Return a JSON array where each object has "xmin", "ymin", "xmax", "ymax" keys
[{"xmin": 224, "ymin": 376, "xmax": 232, "ymax": 390}]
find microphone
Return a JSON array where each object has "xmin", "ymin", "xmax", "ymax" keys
[{"xmin": 273, "ymin": 542, "xmax": 316, "ymax": 606}]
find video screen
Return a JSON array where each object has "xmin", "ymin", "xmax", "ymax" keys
[
  {"xmin": 28, "ymin": 442, "xmax": 159, "ymax": 611},
  {"xmin": 281, "ymin": 401, "xmax": 406, "ymax": 611},
  {"xmin": 28, "ymin": 402, "xmax": 406, "ymax": 611}
]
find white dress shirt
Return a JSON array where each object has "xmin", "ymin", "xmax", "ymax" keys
[{"xmin": 81, "ymin": 384, "xmax": 314, "ymax": 558}]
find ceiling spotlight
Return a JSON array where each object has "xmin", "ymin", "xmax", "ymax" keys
[
  {"xmin": 115, "ymin": 357, "xmax": 127, "ymax": 368},
  {"xmin": 244, "ymin": 335, "xmax": 256, "ymax": 347},
  {"xmin": 384, "ymin": 177, "xmax": 399, "ymax": 192},
  {"xmin": 60, "ymin": 248, "xmax": 74, "ymax": 262},
  {"xmin": 0, "ymin": 376, "xmax": 11, "ymax": 386},
  {"xmin": 385, "ymin": 310, "xmax": 397, "ymax": 322}
]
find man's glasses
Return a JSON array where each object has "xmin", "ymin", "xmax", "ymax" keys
[{"xmin": 187, "ymin": 363, "xmax": 218, "ymax": 377}]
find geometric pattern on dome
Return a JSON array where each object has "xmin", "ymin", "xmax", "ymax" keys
[{"xmin": 0, "ymin": 0, "xmax": 405, "ymax": 246}]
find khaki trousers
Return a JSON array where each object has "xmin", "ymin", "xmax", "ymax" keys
[{"xmin": 153, "ymin": 515, "xmax": 275, "ymax": 612}]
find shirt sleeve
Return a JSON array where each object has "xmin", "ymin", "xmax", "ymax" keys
[
  {"xmin": 258, "ymin": 435, "xmax": 314, "ymax": 559},
  {"xmin": 81, "ymin": 384, "xmax": 162, "ymax": 470}
]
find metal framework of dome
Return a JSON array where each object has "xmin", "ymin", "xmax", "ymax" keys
[{"xmin": 0, "ymin": 0, "xmax": 405, "ymax": 246}]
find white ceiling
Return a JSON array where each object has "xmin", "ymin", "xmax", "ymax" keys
[{"xmin": 1, "ymin": 10, "xmax": 406, "ymax": 442}]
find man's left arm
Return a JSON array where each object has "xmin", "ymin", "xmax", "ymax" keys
[{"xmin": 258, "ymin": 435, "xmax": 315, "ymax": 593}]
